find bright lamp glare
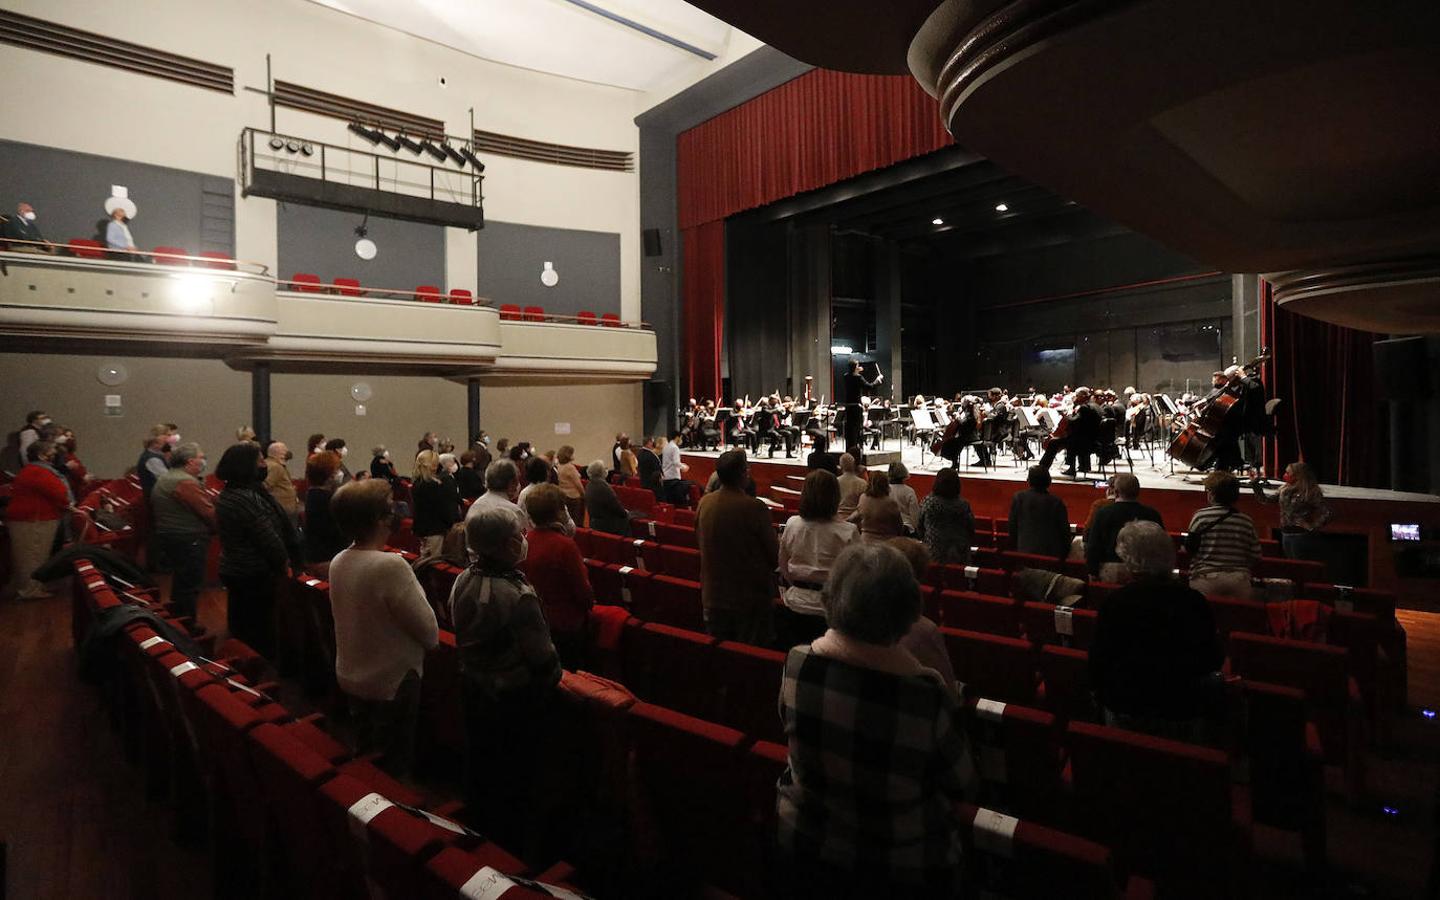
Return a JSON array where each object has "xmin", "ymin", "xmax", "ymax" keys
[
  {"xmin": 830, "ymin": 345, "xmax": 854, "ymax": 355},
  {"xmin": 994, "ymin": 203, "xmax": 1009, "ymax": 212},
  {"xmin": 931, "ymin": 218, "xmax": 944, "ymax": 225},
  {"xmin": 170, "ymin": 273, "xmax": 215, "ymax": 314}
]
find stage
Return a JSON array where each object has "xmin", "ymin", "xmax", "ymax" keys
[{"xmin": 679, "ymin": 442, "xmax": 1440, "ymax": 608}]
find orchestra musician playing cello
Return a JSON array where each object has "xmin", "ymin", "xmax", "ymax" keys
[{"xmin": 1038, "ymin": 386, "xmax": 1103, "ymax": 477}]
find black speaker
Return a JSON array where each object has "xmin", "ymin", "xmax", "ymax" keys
[
  {"xmin": 643, "ymin": 228, "xmax": 663, "ymax": 257},
  {"xmin": 1374, "ymin": 336, "xmax": 1430, "ymax": 400},
  {"xmin": 644, "ymin": 379, "xmax": 671, "ymax": 412}
]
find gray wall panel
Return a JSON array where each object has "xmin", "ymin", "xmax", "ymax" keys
[
  {"xmin": 276, "ymin": 203, "xmax": 445, "ymax": 291},
  {"xmin": 476, "ymin": 221, "xmax": 619, "ymax": 317}
]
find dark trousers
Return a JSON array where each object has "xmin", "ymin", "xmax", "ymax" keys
[
  {"xmin": 663, "ymin": 478, "xmax": 694, "ymax": 508},
  {"xmin": 843, "ymin": 404, "xmax": 863, "ymax": 459},
  {"xmin": 223, "ymin": 573, "xmax": 277, "ymax": 658},
  {"xmin": 704, "ymin": 604, "xmax": 776, "ymax": 647},
  {"xmin": 159, "ymin": 532, "xmax": 209, "ymax": 620},
  {"xmin": 463, "ymin": 683, "xmax": 557, "ymax": 854},
  {"xmin": 1038, "ymin": 437, "xmax": 1089, "ymax": 473},
  {"xmin": 347, "ymin": 670, "xmax": 422, "ymax": 777}
]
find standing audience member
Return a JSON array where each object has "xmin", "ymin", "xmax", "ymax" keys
[
  {"xmin": 616, "ymin": 435, "xmax": 637, "ymax": 478},
  {"xmin": 150, "ymin": 442, "xmax": 216, "ymax": 618},
  {"xmin": 661, "ymin": 432, "xmax": 693, "ymax": 506},
  {"xmin": 455, "ymin": 451, "xmax": 485, "ymax": 501},
  {"xmin": 635, "ymin": 438, "xmax": 664, "ymax": 500},
  {"xmin": 450, "ymin": 506, "xmax": 562, "ymax": 855},
  {"xmin": 805, "ymin": 436, "xmax": 838, "ymax": 475},
  {"xmin": 467, "ymin": 459, "xmax": 530, "ymax": 530},
  {"xmin": 848, "ymin": 471, "xmax": 905, "ymax": 542},
  {"xmin": 519, "ymin": 456, "xmax": 574, "ymax": 535},
  {"xmin": 370, "ymin": 446, "xmax": 399, "ymax": 485},
  {"xmin": 835, "ymin": 453, "xmax": 867, "ymax": 519},
  {"xmin": 887, "ymin": 537, "xmax": 959, "ymax": 684},
  {"xmin": 411, "ymin": 449, "xmax": 460, "ymax": 560},
  {"xmin": 215, "ymin": 442, "xmax": 302, "ymax": 657},
  {"xmin": 520, "ymin": 484, "xmax": 594, "ymax": 669},
  {"xmin": 236, "ymin": 426, "xmax": 258, "ymax": 445},
  {"xmin": 136, "ymin": 424, "xmax": 172, "ymax": 496},
  {"xmin": 470, "ymin": 433, "xmax": 493, "ymax": 476},
  {"xmin": 17, "ymin": 410, "xmax": 49, "ymax": 461},
  {"xmin": 327, "ymin": 478, "xmax": 439, "ymax": 776},
  {"xmin": 54, "ymin": 427, "xmax": 89, "ymax": 497},
  {"xmin": 4, "ymin": 441, "xmax": 71, "ymax": 601},
  {"xmin": 887, "ymin": 462, "xmax": 920, "ymax": 531},
  {"xmin": 306, "ymin": 433, "xmax": 327, "ymax": 458},
  {"xmin": 1009, "ymin": 467, "xmax": 1071, "ymax": 559},
  {"xmin": 262, "ymin": 441, "xmax": 299, "ymax": 523},
  {"xmin": 1186, "ymin": 471, "xmax": 1261, "ymax": 600},
  {"xmin": 323, "ymin": 438, "xmax": 353, "ymax": 483},
  {"xmin": 916, "ymin": 467, "xmax": 975, "ymax": 565},
  {"xmin": 583, "ymin": 460, "xmax": 631, "ymax": 536},
  {"xmin": 1089, "ymin": 521, "xmax": 1222, "ymax": 741},
  {"xmin": 1265, "ymin": 461, "xmax": 1333, "ymax": 562},
  {"xmin": 302, "ymin": 450, "xmax": 347, "ymax": 567},
  {"xmin": 778, "ymin": 470, "xmax": 859, "ymax": 643},
  {"xmin": 1084, "ymin": 473, "xmax": 1163, "ymax": 582},
  {"xmin": 777, "ymin": 541, "xmax": 974, "ymax": 897},
  {"xmin": 554, "ymin": 445, "xmax": 586, "ymax": 525},
  {"xmin": 695, "ymin": 451, "xmax": 779, "ymax": 644}
]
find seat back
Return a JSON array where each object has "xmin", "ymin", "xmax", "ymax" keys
[
  {"xmin": 654, "ymin": 521, "xmax": 698, "ymax": 549},
  {"xmin": 577, "ymin": 310, "xmax": 598, "ymax": 325},
  {"xmin": 1254, "ymin": 556, "xmax": 1325, "ymax": 588},
  {"xmin": 648, "ymin": 575, "xmax": 705, "ymax": 632},
  {"xmin": 939, "ymin": 563, "xmax": 1009, "ymax": 596},
  {"xmin": 1038, "ymin": 644, "xmax": 1095, "ymax": 721},
  {"xmin": 1228, "ymin": 631, "xmax": 1356, "ymax": 764},
  {"xmin": 942, "ymin": 628, "xmax": 1038, "ymax": 704},
  {"xmin": 522, "ymin": 305, "xmax": 545, "ymax": 321},
  {"xmin": 152, "ymin": 245, "xmax": 190, "ymax": 265},
  {"xmin": 937, "ymin": 590, "xmax": 1022, "ymax": 637},
  {"xmin": 198, "ymin": 250, "xmax": 235, "ymax": 269},
  {"xmin": 291, "ymin": 272, "xmax": 324, "ymax": 292},
  {"xmin": 332, "ymin": 276, "xmax": 363, "ymax": 296},
  {"xmin": 963, "ymin": 698, "xmax": 1063, "ymax": 820},
  {"xmin": 957, "ymin": 803, "xmax": 1137, "ymax": 900},
  {"xmin": 415, "ymin": 284, "xmax": 442, "ymax": 302},
  {"xmin": 659, "ymin": 544, "xmax": 701, "ymax": 581},
  {"xmin": 68, "ymin": 237, "xmax": 105, "ymax": 258},
  {"xmin": 620, "ymin": 620, "xmax": 719, "ymax": 718},
  {"xmin": 498, "ymin": 303, "xmax": 522, "ymax": 320},
  {"xmin": 448, "ymin": 288, "xmax": 473, "ymax": 305},
  {"xmin": 1207, "ymin": 595, "xmax": 1272, "ymax": 638},
  {"xmin": 600, "ymin": 312, "xmax": 621, "ymax": 327},
  {"xmin": 714, "ymin": 640, "xmax": 786, "ymax": 742},
  {"xmin": 1020, "ymin": 601, "xmax": 1098, "ymax": 649}
]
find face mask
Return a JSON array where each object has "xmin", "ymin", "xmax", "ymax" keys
[
  {"xmin": 1283, "ymin": 471, "xmax": 1294, "ymax": 484},
  {"xmin": 194, "ymin": 459, "xmax": 207, "ymax": 475},
  {"xmin": 339, "ymin": 446, "xmax": 348, "ymax": 458},
  {"xmin": 284, "ymin": 451, "xmax": 294, "ymax": 462},
  {"xmin": 22, "ymin": 211, "xmax": 36, "ymax": 222},
  {"xmin": 482, "ymin": 436, "xmax": 491, "ymax": 445},
  {"xmin": 37, "ymin": 418, "xmax": 50, "ymax": 427},
  {"xmin": 168, "ymin": 433, "xmax": 181, "ymax": 446}
]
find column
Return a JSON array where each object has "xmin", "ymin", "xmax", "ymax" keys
[
  {"xmin": 251, "ymin": 363, "xmax": 271, "ymax": 446},
  {"xmin": 467, "ymin": 377, "xmax": 482, "ymax": 443}
]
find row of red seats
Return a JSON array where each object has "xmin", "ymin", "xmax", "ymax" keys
[
  {"xmin": 61, "ymin": 237, "xmax": 236, "ymax": 268},
  {"xmin": 288, "ymin": 273, "xmax": 476, "ymax": 305}
]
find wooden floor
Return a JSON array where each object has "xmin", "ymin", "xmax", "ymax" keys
[{"xmin": 2, "ymin": 582, "xmax": 1439, "ymax": 898}]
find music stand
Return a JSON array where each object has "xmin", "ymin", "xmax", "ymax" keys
[{"xmin": 911, "ymin": 408, "xmax": 936, "ymax": 466}]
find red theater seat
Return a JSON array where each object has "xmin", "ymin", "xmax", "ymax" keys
[
  {"xmin": 68, "ymin": 237, "xmax": 105, "ymax": 258},
  {"xmin": 659, "ymin": 544, "xmax": 701, "ymax": 581},
  {"xmin": 600, "ymin": 312, "xmax": 621, "ymax": 327},
  {"xmin": 943, "ymin": 628, "xmax": 1040, "ymax": 704},
  {"xmin": 620, "ymin": 620, "xmax": 719, "ymax": 717},
  {"xmin": 291, "ymin": 272, "xmax": 324, "ymax": 292},
  {"xmin": 198, "ymin": 250, "xmax": 235, "ymax": 269},
  {"xmin": 939, "ymin": 563, "xmax": 1009, "ymax": 596},
  {"xmin": 1021, "ymin": 601, "xmax": 1099, "ymax": 649},
  {"xmin": 448, "ymin": 288, "xmax": 473, "ymax": 305},
  {"xmin": 152, "ymin": 245, "xmax": 190, "ymax": 265},
  {"xmin": 937, "ymin": 590, "xmax": 1022, "ymax": 637},
  {"xmin": 654, "ymin": 522, "xmax": 698, "ymax": 549},
  {"xmin": 420, "ymin": 846, "xmax": 543, "ymax": 900},
  {"xmin": 332, "ymin": 277, "xmax": 363, "ymax": 296},
  {"xmin": 415, "ymin": 284, "xmax": 442, "ymax": 303},
  {"xmin": 1038, "ymin": 644, "xmax": 1096, "ymax": 721},
  {"xmin": 646, "ymin": 575, "xmax": 706, "ymax": 632},
  {"xmin": 522, "ymin": 305, "xmax": 545, "ymax": 322},
  {"xmin": 577, "ymin": 310, "xmax": 598, "ymax": 325},
  {"xmin": 962, "ymin": 698, "xmax": 1063, "ymax": 820},
  {"xmin": 499, "ymin": 303, "xmax": 522, "ymax": 320},
  {"xmin": 1206, "ymin": 595, "xmax": 1271, "ymax": 638},
  {"xmin": 714, "ymin": 640, "xmax": 785, "ymax": 742}
]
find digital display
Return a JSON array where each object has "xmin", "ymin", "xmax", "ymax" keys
[{"xmin": 1391, "ymin": 523, "xmax": 1421, "ymax": 542}]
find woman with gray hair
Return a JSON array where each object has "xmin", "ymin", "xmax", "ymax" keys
[
  {"xmin": 777, "ymin": 541, "xmax": 975, "ymax": 895},
  {"xmin": 1088, "ymin": 520, "xmax": 1223, "ymax": 741},
  {"xmin": 583, "ymin": 459, "xmax": 631, "ymax": 536}
]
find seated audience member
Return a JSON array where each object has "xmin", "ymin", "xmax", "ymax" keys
[
  {"xmin": 520, "ymin": 483, "xmax": 594, "ymax": 669},
  {"xmin": 519, "ymin": 456, "xmax": 574, "ymax": 535},
  {"xmin": 411, "ymin": 449, "xmax": 460, "ymax": 560},
  {"xmin": 4, "ymin": 441, "xmax": 71, "ymax": 601},
  {"xmin": 0, "ymin": 202, "xmax": 54, "ymax": 251},
  {"xmin": 466, "ymin": 459, "xmax": 530, "ymax": 530},
  {"xmin": 887, "ymin": 537, "xmax": 959, "ymax": 684},
  {"xmin": 1187, "ymin": 471, "xmax": 1261, "ymax": 600},
  {"xmin": 323, "ymin": 438, "xmax": 353, "ymax": 483},
  {"xmin": 1084, "ymin": 475, "xmax": 1118, "ymax": 533},
  {"xmin": 327, "ymin": 478, "xmax": 438, "ymax": 775},
  {"xmin": 887, "ymin": 462, "xmax": 920, "ymax": 531},
  {"xmin": 660, "ymin": 431, "xmax": 694, "ymax": 506},
  {"xmin": 1089, "ymin": 521, "xmax": 1222, "ymax": 741},
  {"xmin": 451, "ymin": 506, "xmax": 562, "ymax": 852},
  {"xmin": 805, "ymin": 435, "xmax": 838, "ymax": 475},
  {"xmin": 779, "ymin": 470, "xmax": 860, "ymax": 644},
  {"xmin": 1084, "ymin": 473, "xmax": 1163, "ymax": 582},
  {"xmin": 1009, "ymin": 466, "xmax": 1070, "ymax": 560},
  {"xmin": 455, "ymin": 450, "xmax": 485, "ymax": 500},
  {"xmin": 370, "ymin": 446, "xmax": 399, "ymax": 484},
  {"xmin": 848, "ymin": 471, "xmax": 905, "ymax": 543},
  {"xmin": 151, "ymin": 442, "xmax": 216, "ymax": 618},
  {"xmin": 696, "ymin": 450, "xmax": 779, "ymax": 644},
  {"xmin": 635, "ymin": 438, "xmax": 664, "ymax": 499},
  {"xmin": 583, "ymin": 460, "xmax": 631, "ymax": 536},
  {"xmin": 17, "ymin": 409, "xmax": 50, "ymax": 461},
  {"xmin": 303, "ymin": 450, "xmax": 347, "ymax": 566},
  {"xmin": 555, "ymin": 445, "xmax": 586, "ymax": 524},
  {"xmin": 215, "ymin": 442, "xmax": 303, "ymax": 657},
  {"xmin": 778, "ymin": 541, "xmax": 974, "ymax": 897},
  {"xmin": 916, "ymin": 467, "xmax": 975, "ymax": 566},
  {"xmin": 1263, "ymin": 461, "xmax": 1334, "ymax": 562},
  {"xmin": 835, "ymin": 453, "xmax": 867, "ymax": 519},
  {"xmin": 262, "ymin": 440, "xmax": 299, "ymax": 523},
  {"xmin": 105, "ymin": 202, "xmax": 139, "ymax": 256}
]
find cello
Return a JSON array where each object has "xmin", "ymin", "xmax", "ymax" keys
[{"xmin": 1166, "ymin": 350, "xmax": 1269, "ymax": 468}]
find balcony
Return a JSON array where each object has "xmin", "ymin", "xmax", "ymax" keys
[{"xmin": 489, "ymin": 316, "xmax": 658, "ymax": 380}]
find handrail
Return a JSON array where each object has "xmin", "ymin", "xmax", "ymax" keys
[
  {"xmin": 498, "ymin": 310, "xmax": 653, "ymax": 331},
  {"xmin": 275, "ymin": 279, "xmax": 493, "ymax": 306},
  {"xmin": 0, "ymin": 238, "xmax": 270, "ymax": 275}
]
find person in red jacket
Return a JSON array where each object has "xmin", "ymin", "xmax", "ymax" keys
[
  {"xmin": 5, "ymin": 440, "xmax": 73, "ymax": 600},
  {"xmin": 55, "ymin": 426, "xmax": 89, "ymax": 497},
  {"xmin": 519, "ymin": 483, "xmax": 594, "ymax": 669}
]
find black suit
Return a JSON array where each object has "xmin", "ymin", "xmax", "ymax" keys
[
  {"xmin": 1039, "ymin": 402, "xmax": 1103, "ymax": 474},
  {"xmin": 842, "ymin": 369, "xmax": 879, "ymax": 456},
  {"xmin": 1084, "ymin": 500, "xmax": 1164, "ymax": 576},
  {"xmin": 0, "ymin": 215, "xmax": 46, "ymax": 246}
]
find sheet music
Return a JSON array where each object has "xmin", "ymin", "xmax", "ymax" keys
[
  {"xmin": 1040, "ymin": 408, "xmax": 1062, "ymax": 430},
  {"xmin": 911, "ymin": 408, "xmax": 936, "ymax": 429}
]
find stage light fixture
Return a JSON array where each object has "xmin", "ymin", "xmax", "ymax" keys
[
  {"xmin": 286, "ymin": 140, "xmax": 301, "ymax": 153},
  {"xmin": 995, "ymin": 203, "xmax": 1009, "ymax": 212},
  {"xmin": 931, "ymin": 217, "xmax": 944, "ymax": 225},
  {"xmin": 443, "ymin": 143, "xmax": 468, "ymax": 166},
  {"xmin": 396, "ymin": 134, "xmax": 425, "ymax": 155},
  {"xmin": 419, "ymin": 140, "xmax": 448, "ymax": 162},
  {"xmin": 372, "ymin": 129, "xmax": 403, "ymax": 152},
  {"xmin": 300, "ymin": 143, "xmax": 314, "ymax": 156},
  {"xmin": 268, "ymin": 136, "xmax": 285, "ymax": 151},
  {"xmin": 459, "ymin": 147, "xmax": 486, "ymax": 172},
  {"xmin": 354, "ymin": 217, "xmax": 377, "ymax": 260},
  {"xmin": 348, "ymin": 122, "xmax": 382, "ymax": 144}
]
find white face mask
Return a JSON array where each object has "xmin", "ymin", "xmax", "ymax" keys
[
  {"xmin": 22, "ymin": 211, "xmax": 36, "ymax": 222},
  {"xmin": 339, "ymin": 446, "xmax": 348, "ymax": 458},
  {"xmin": 516, "ymin": 536, "xmax": 529, "ymax": 564}
]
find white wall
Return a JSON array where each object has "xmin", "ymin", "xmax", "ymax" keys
[{"xmin": 0, "ymin": 0, "xmax": 643, "ymax": 320}]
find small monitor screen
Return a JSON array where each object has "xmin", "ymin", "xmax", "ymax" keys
[{"xmin": 1391, "ymin": 523, "xmax": 1421, "ymax": 542}]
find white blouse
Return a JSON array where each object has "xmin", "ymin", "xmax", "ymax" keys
[{"xmin": 778, "ymin": 515, "xmax": 860, "ymax": 616}]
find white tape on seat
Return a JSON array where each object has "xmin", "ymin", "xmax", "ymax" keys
[
  {"xmin": 618, "ymin": 566, "xmax": 633, "ymax": 575},
  {"xmin": 973, "ymin": 807, "xmax": 1020, "ymax": 857},
  {"xmin": 964, "ymin": 565, "xmax": 980, "ymax": 580},
  {"xmin": 975, "ymin": 698, "xmax": 1006, "ymax": 722},
  {"xmin": 139, "ymin": 636, "xmax": 168, "ymax": 651},
  {"xmin": 225, "ymin": 677, "xmax": 261, "ymax": 697},
  {"xmin": 647, "ymin": 520, "xmax": 656, "ymax": 537},
  {"xmin": 304, "ymin": 578, "xmax": 322, "ymax": 587},
  {"xmin": 633, "ymin": 539, "xmax": 645, "ymax": 547},
  {"xmin": 168, "ymin": 661, "xmax": 199, "ymax": 678},
  {"xmin": 347, "ymin": 792, "xmax": 394, "ymax": 841},
  {"xmin": 461, "ymin": 867, "xmax": 519, "ymax": 900},
  {"xmin": 1070, "ymin": 523, "xmax": 1079, "ymax": 534},
  {"xmin": 1053, "ymin": 605, "xmax": 1074, "ymax": 637}
]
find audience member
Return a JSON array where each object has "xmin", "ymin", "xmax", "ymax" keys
[
  {"xmin": 916, "ymin": 467, "xmax": 975, "ymax": 565},
  {"xmin": 1, "ymin": 202, "xmax": 53, "ymax": 250},
  {"xmin": 418, "ymin": 431, "xmax": 439, "ymax": 453},
  {"xmin": 215, "ymin": 442, "xmax": 302, "ymax": 657},
  {"xmin": 4, "ymin": 441, "xmax": 71, "ymax": 601},
  {"xmin": 887, "ymin": 537, "xmax": 959, "ymax": 684},
  {"xmin": 1269, "ymin": 461, "xmax": 1333, "ymax": 561},
  {"xmin": 835, "ymin": 453, "xmax": 866, "ymax": 519},
  {"xmin": 17, "ymin": 410, "xmax": 49, "ymax": 460},
  {"xmin": 778, "ymin": 470, "xmax": 859, "ymax": 643},
  {"xmin": 1186, "ymin": 471, "xmax": 1260, "ymax": 600},
  {"xmin": 554, "ymin": 445, "xmax": 586, "ymax": 524},
  {"xmin": 451, "ymin": 506, "xmax": 562, "ymax": 853},
  {"xmin": 306, "ymin": 433, "xmax": 327, "ymax": 457},
  {"xmin": 466, "ymin": 459, "xmax": 530, "ymax": 530},
  {"xmin": 1084, "ymin": 475, "xmax": 1118, "ymax": 534},
  {"xmin": 848, "ymin": 471, "xmax": 904, "ymax": 542},
  {"xmin": 1089, "ymin": 521, "xmax": 1222, "ymax": 741},
  {"xmin": 369, "ymin": 446, "xmax": 399, "ymax": 484},
  {"xmin": 327, "ymin": 478, "xmax": 439, "ymax": 776},
  {"xmin": 695, "ymin": 450, "xmax": 779, "ymax": 644},
  {"xmin": 1009, "ymin": 466, "xmax": 1070, "ymax": 559},
  {"xmin": 323, "ymin": 438, "xmax": 353, "ymax": 483},
  {"xmin": 455, "ymin": 451, "xmax": 485, "ymax": 500},
  {"xmin": 777, "ymin": 541, "xmax": 974, "ymax": 896},
  {"xmin": 411, "ymin": 449, "xmax": 460, "ymax": 560},
  {"xmin": 262, "ymin": 440, "xmax": 299, "ymax": 522},
  {"xmin": 54, "ymin": 426, "xmax": 88, "ymax": 497},
  {"xmin": 302, "ymin": 450, "xmax": 347, "ymax": 566},
  {"xmin": 1084, "ymin": 473, "xmax": 1163, "ymax": 582},
  {"xmin": 805, "ymin": 436, "xmax": 838, "ymax": 475},
  {"xmin": 150, "ymin": 442, "xmax": 216, "ymax": 618},
  {"xmin": 887, "ymin": 462, "xmax": 920, "ymax": 531},
  {"xmin": 235, "ymin": 425, "xmax": 257, "ymax": 445},
  {"xmin": 104, "ymin": 201, "xmax": 138, "ymax": 255},
  {"xmin": 136, "ymin": 423, "xmax": 172, "ymax": 496},
  {"xmin": 635, "ymin": 438, "xmax": 663, "ymax": 499},
  {"xmin": 519, "ymin": 456, "xmax": 575, "ymax": 536},
  {"xmin": 470, "ymin": 432, "xmax": 493, "ymax": 475},
  {"xmin": 583, "ymin": 460, "xmax": 630, "ymax": 536},
  {"xmin": 616, "ymin": 434, "xmax": 637, "ymax": 478},
  {"xmin": 661, "ymin": 431, "xmax": 693, "ymax": 506},
  {"xmin": 520, "ymin": 483, "xmax": 594, "ymax": 669}
]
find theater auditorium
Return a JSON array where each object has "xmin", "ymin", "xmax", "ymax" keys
[{"xmin": 1, "ymin": 1, "xmax": 1438, "ymax": 897}]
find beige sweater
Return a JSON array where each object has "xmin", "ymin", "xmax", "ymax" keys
[{"xmin": 327, "ymin": 548, "xmax": 440, "ymax": 701}]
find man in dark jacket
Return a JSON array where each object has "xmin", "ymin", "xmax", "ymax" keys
[
  {"xmin": 695, "ymin": 450, "xmax": 779, "ymax": 644},
  {"xmin": 1008, "ymin": 467, "xmax": 1071, "ymax": 560},
  {"xmin": 1038, "ymin": 387, "xmax": 1103, "ymax": 477},
  {"xmin": 1084, "ymin": 473, "xmax": 1163, "ymax": 581},
  {"xmin": 0, "ymin": 202, "xmax": 54, "ymax": 251}
]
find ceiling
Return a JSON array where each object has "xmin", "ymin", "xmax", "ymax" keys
[{"xmin": 308, "ymin": 0, "xmax": 739, "ymax": 91}]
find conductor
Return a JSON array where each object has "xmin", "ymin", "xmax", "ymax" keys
[{"xmin": 842, "ymin": 361, "xmax": 883, "ymax": 458}]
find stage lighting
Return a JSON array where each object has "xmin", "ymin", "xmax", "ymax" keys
[
  {"xmin": 354, "ymin": 219, "xmax": 377, "ymax": 260},
  {"xmin": 372, "ymin": 130, "xmax": 402, "ymax": 152},
  {"xmin": 348, "ymin": 122, "xmax": 382, "ymax": 144},
  {"xmin": 396, "ymin": 134, "xmax": 425, "ymax": 155},
  {"xmin": 931, "ymin": 217, "xmax": 944, "ymax": 225},
  {"xmin": 459, "ymin": 147, "xmax": 486, "ymax": 172},
  {"xmin": 830, "ymin": 345, "xmax": 854, "ymax": 355},
  {"xmin": 419, "ymin": 140, "xmax": 449, "ymax": 162},
  {"xmin": 443, "ymin": 143, "xmax": 468, "ymax": 166},
  {"xmin": 994, "ymin": 203, "xmax": 1009, "ymax": 212}
]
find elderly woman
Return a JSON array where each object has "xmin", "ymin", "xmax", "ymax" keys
[
  {"xmin": 215, "ymin": 442, "xmax": 303, "ymax": 657},
  {"xmin": 778, "ymin": 470, "xmax": 859, "ymax": 644},
  {"xmin": 411, "ymin": 449, "xmax": 460, "ymax": 560},
  {"xmin": 369, "ymin": 446, "xmax": 399, "ymax": 485},
  {"xmin": 520, "ymin": 483, "xmax": 594, "ymax": 669},
  {"xmin": 554, "ymin": 445, "xmax": 586, "ymax": 526},
  {"xmin": 887, "ymin": 462, "xmax": 920, "ymax": 531},
  {"xmin": 847, "ymin": 471, "xmax": 904, "ymax": 542},
  {"xmin": 5, "ymin": 441, "xmax": 72, "ymax": 601},
  {"xmin": 778, "ymin": 541, "xmax": 975, "ymax": 896},
  {"xmin": 303, "ymin": 450, "xmax": 347, "ymax": 566},
  {"xmin": 1089, "ymin": 520, "xmax": 1222, "ymax": 741},
  {"xmin": 916, "ymin": 467, "xmax": 975, "ymax": 566},
  {"xmin": 583, "ymin": 459, "xmax": 631, "ymax": 536},
  {"xmin": 450, "ymin": 505, "xmax": 562, "ymax": 853},
  {"xmin": 327, "ymin": 478, "xmax": 438, "ymax": 775},
  {"xmin": 519, "ymin": 456, "xmax": 574, "ymax": 536}
]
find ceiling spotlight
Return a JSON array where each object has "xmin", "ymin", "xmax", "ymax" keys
[
  {"xmin": 995, "ymin": 203, "xmax": 1009, "ymax": 212},
  {"xmin": 419, "ymin": 140, "xmax": 449, "ymax": 163},
  {"xmin": 396, "ymin": 134, "xmax": 425, "ymax": 155},
  {"xmin": 931, "ymin": 217, "xmax": 944, "ymax": 226},
  {"xmin": 373, "ymin": 130, "xmax": 402, "ymax": 152},
  {"xmin": 459, "ymin": 147, "xmax": 486, "ymax": 172},
  {"xmin": 348, "ymin": 122, "xmax": 382, "ymax": 144},
  {"xmin": 442, "ymin": 143, "xmax": 468, "ymax": 166}
]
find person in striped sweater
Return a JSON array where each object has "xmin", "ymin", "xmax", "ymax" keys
[{"xmin": 1186, "ymin": 471, "xmax": 1261, "ymax": 600}]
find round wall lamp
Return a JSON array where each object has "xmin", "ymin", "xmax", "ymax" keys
[
  {"xmin": 540, "ymin": 261, "xmax": 559, "ymax": 287},
  {"xmin": 97, "ymin": 361, "xmax": 129, "ymax": 386}
]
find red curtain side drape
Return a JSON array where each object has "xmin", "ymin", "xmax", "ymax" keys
[
  {"xmin": 675, "ymin": 68, "xmax": 952, "ymax": 399},
  {"xmin": 1260, "ymin": 280, "xmax": 1385, "ymax": 487}
]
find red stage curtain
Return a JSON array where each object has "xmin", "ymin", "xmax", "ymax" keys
[
  {"xmin": 675, "ymin": 69, "xmax": 952, "ymax": 398},
  {"xmin": 1260, "ymin": 280, "xmax": 1385, "ymax": 487},
  {"xmin": 682, "ymin": 220, "xmax": 725, "ymax": 401}
]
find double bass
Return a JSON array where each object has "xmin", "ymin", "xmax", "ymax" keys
[{"xmin": 1166, "ymin": 350, "xmax": 1269, "ymax": 468}]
